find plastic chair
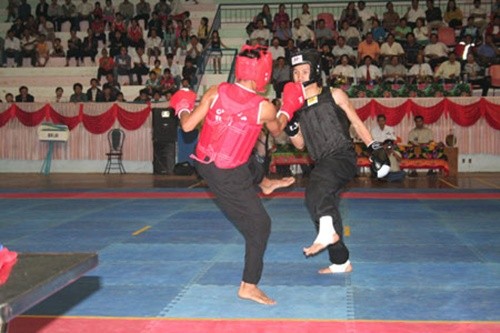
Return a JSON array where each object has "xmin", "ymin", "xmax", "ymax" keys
[
  {"xmin": 104, "ymin": 128, "xmax": 126, "ymax": 174},
  {"xmin": 438, "ymin": 26, "xmax": 456, "ymax": 47},
  {"xmin": 490, "ymin": 64, "xmax": 500, "ymax": 96},
  {"xmin": 317, "ymin": 13, "xmax": 335, "ymax": 31}
]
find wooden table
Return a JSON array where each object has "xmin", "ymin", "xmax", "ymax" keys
[{"xmin": 0, "ymin": 253, "xmax": 98, "ymax": 333}]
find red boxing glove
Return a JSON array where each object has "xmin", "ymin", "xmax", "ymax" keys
[
  {"xmin": 170, "ymin": 88, "xmax": 197, "ymax": 117},
  {"xmin": 278, "ymin": 82, "xmax": 305, "ymax": 120}
]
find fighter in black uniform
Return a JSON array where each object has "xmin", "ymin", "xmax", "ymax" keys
[{"xmin": 284, "ymin": 49, "xmax": 390, "ymax": 273}]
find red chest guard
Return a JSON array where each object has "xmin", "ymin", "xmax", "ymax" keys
[{"xmin": 192, "ymin": 83, "xmax": 264, "ymax": 169}]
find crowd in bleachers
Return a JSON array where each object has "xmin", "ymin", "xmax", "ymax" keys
[
  {"xmin": 246, "ymin": 0, "xmax": 500, "ymax": 97},
  {"xmin": 1, "ymin": 0, "xmax": 500, "ymax": 103},
  {"xmin": 1, "ymin": 0, "xmax": 205, "ymax": 102}
]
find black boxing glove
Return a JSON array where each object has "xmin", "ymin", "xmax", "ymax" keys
[
  {"xmin": 367, "ymin": 141, "xmax": 391, "ymax": 178},
  {"xmin": 284, "ymin": 114, "xmax": 300, "ymax": 137}
]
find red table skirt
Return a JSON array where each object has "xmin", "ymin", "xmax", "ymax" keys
[{"xmin": 270, "ymin": 154, "xmax": 449, "ymax": 176}]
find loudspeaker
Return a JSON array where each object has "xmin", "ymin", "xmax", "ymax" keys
[
  {"xmin": 153, "ymin": 142, "xmax": 176, "ymax": 174},
  {"xmin": 152, "ymin": 107, "xmax": 177, "ymax": 174},
  {"xmin": 152, "ymin": 107, "xmax": 178, "ymax": 142}
]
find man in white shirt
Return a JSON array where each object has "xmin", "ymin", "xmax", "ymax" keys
[
  {"xmin": 371, "ymin": 114, "xmax": 397, "ymax": 143},
  {"xmin": 332, "ymin": 36, "xmax": 356, "ymax": 64},
  {"xmin": 434, "ymin": 52, "xmax": 461, "ymax": 82},
  {"xmin": 146, "ymin": 27, "xmax": 163, "ymax": 63},
  {"xmin": 165, "ymin": 53, "xmax": 182, "ymax": 86},
  {"xmin": 249, "ymin": 19, "xmax": 271, "ymax": 46},
  {"xmin": 131, "ymin": 46, "xmax": 150, "ymax": 85},
  {"xmin": 358, "ymin": 1, "xmax": 377, "ymax": 34},
  {"xmin": 408, "ymin": 54, "xmax": 434, "ymax": 83},
  {"xmin": 470, "ymin": 0, "xmax": 488, "ymax": 33},
  {"xmin": 379, "ymin": 33, "xmax": 405, "ymax": 66},
  {"xmin": 185, "ymin": 35, "xmax": 203, "ymax": 66},
  {"xmin": 357, "ymin": 55, "xmax": 382, "ymax": 83},
  {"xmin": 3, "ymin": 30, "xmax": 22, "ymax": 67},
  {"xmin": 20, "ymin": 29, "xmax": 37, "ymax": 67},
  {"xmin": 404, "ymin": 0, "xmax": 426, "ymax": 28},
  {"xmin": 268, "ymin": 37, "xmax": 285, "ymax": 63},
  {"xmin": 330, "ymin": 54, "xmax": 356, "ymax": 84},
  {"xmin": 424, "ymin": 33, "xmax": 449, "ymax": 69},
  {"xmin": 77, "ymin": 0, "xmax": 93, "ymax": 26},
  {"xmin": 292, "ymin": 18, "xmax": 315, "ymax": 49}
]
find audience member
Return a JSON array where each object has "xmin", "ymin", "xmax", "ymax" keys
[
  {"xmin": 144, "ymin": 70, "xmax": 161, "ymax": 95},
  {"xmin": 159, "ymin": 67, "xmax": 176, "ymax": 93},
  {"xmin": 52, "ymin": 86, "xmax": 68, "ymax": 102},
  {"xmin": 274, "ymin": 20, "xmax": 292, "ymax": 46},
  {"xmin": 414, "ymin": 17, "xmax": 429, "ymax": 45},
  {"xmin": 109, "ymin": 30, "xmax": 127, "ymax": 57},
  {"xmin": 4, "ymin": 93, "xmax": 15, "ymax": 103},
  {"xmin": 408, "ymin": 115, "xmax": 433, "ymax": 145},
  {"xmin": 358, "ymin": 0, "xmax": 377, "ymax": 34},
  {"xmin": 423, "ymin": 33, "xmax": 448, "ymax": 69},
  {"xmin": 35, "ymin": 34, "xmax": 50, "ymax": 67},
  {"xmin": 50, "ymin": 37, "xmax": 65, "ymax": 57},
  {"xmin": 476, "ymin": 34, "xmax": 500, "ymax": 66},
  {"xmin": 371, "ymin": 18, "xmax": 387, "ymax": 43},
  {"xmin": 185, "ymin": 35, "xmax": 202, "ymax": 66},
  {"xmin": 18, "ymin": 0, "xmax": 32, "ymax": 22},
  {"xmin": 408, "ymin": 53, "xmax": 434, "ymax": 83},
  {"xmin": 443, "ymin": 0, "xmax": 463, "ymax": 29},
  {"xmin": 470, "ymin": 0, "xmax": 488, "ymax": 33},
  {"xmin": 61, "ymin": 0, "xmax": 78, "ymax": 31},
  {"xmin": 383, "ymin": 1, "xmax": 400, "ymax": 33},
  {"xmin": 357, "ymin": 32, "xmax": 380, "ymax": 64},
  {"xmin": 404, "ymin": 0, "xmax": 426, "ymax": 29},
  {"xmin": 394, "ymin": 18, "xmax": 412, "ymax": 43},
  {"xmin": 3, "ymin": 30, "xmax": 21, "ymax": 67},
  {"xmin": 99, "ymin": 86, "xmax": 116, "ymax": 102},
  {"xmin": 297, "ymin": 3, "xmax": 313, "ymax": 29},
  {"xmin": 47, "ymin": 0, "xmax": 63, "ymax": 31},
  {"xmin": 82, "ymin": 28, "xmax": 98, "ymax": 63},
  {"xmin": 15, "ymin": 85, "xmax": 35, "ymax": 102},
  {"xmin": 383, "ymin": 55, "xmax": 407, "ymax": 83},
  {"xmin": 357, "ymin": 55, "xmax": 382, "ymax": 83},
  {"xmin": 459, "ymin": 16, "xmax": 480, "ymax": 43},
  {"xmin": 319, "ymin": 43, "xmax": 335, "ymax": 79},
  {"xmin": 314, "ymin": 19, "xmax": 334, "ymax": 47},
  {"xmin": 379, "ymin": 33, "xmax": 405, "ymax": 66},
  {"xmin": 114, "ymin": 46, "xmax": 133, "ymax": 84},
  {"xmin": 207, "ymin": 30, "xmax": 226, "ymax": 74},
  {"xmin": 434, "ymin": 52, "xmax": 460, "ymax": 83},
  {"xmin": 197, "ymin": 17, "xmax": 209, "ymax": 47},
  {"xmin": 339, "ymin": 20, "xmax": 360, "ymax": 49},
  {"xmin": 273, "ymin": 3, "xmax": 290, "ymax": 31},
  {"xmin": 102, "ymin": 72, "xmax": 121, "ymax": 97},
  {"xmin": 340, "ymin": 2, "xmax": 361, "ymax": 29},
  {"xmin": 485, "ymin": 15, "xmax": 500, "ymax": 46},
  {"xmin": 20, "ymin": 29, "xmax": 37, "ymax": 67},
  {"xmin": 182, "ymin": 57, "xmax": 197, "ymax": 87},
  {"xmin": 118, "ymin": 0, "xmax": 134, "ymax": 22},
  {"xmin": 135, "ymin": 0, "xmax": 151, "ymax": 27},
  {"xmin": 403, "ymin": 32, "xmax": 421, "ymax": 67},
  {"xmin": 127, "ymin": 18, "xmax": 145, "ymax": 49},
  {"xmin": 77, "ymin": 0, "xmax": 93, "ymax": 27},
  {"xmin": 146, "ymin": 28, "xmax": 162, "ymax": 62},
  {"xmin": 268, "ymin": 37, "xmax": 285, "ymax": 63},
  {"xmin": 371, "ymin": 114, "xmax": 397, "ymax": 142},
  {"xmin": 333, "ymin": 35, "xmax": 356, "ymax": 63},
  {"xmin": 86, "ymin": 78, "xmax": 104, "ymax": 102},
  {"xmin": 65, "ymin": 29, "xmax": 82, "ymax": 66},
  {"xmin": 131, "ymin": 46, "xmax": 150, "ymax": 85},
  {"xmin": 90, "ymin": 14, "xmax": 107, "ymax": 45},
  {"xmin": 330, "ymin": 54, "xmax": 356, "ymax": 85},
  {"xmin": 292, "ymin": 18, "xmax": 315, "ymax": 49},
  {"xmin": 38, "ymin": 15, "xmax": 55, "ymax": 42},
  {"xmin": 97, "ymin": 48, "xmax": 114, "ymax": 81},
  {"xmin": 425, "ymin": 0, "xmax": 444, "ymax": 30},
  {"xmin": 69, "ymin": 82, "xmax": 88, "ymax": 102},
  {"xmin": 271, "ymin": 56, "xmax": 290, "ymax": 99},
  {"xmin": 250, "ymin": 19, "xmax": 271, "ymax": 46},
  {"xmin": 463, "ymin": 53, "xmax": 489, "ymax": 96}
]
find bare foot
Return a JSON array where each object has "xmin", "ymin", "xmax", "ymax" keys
[
  {"xmin": 318, "ymin": 262, "xmax": 353, "ymax": 274},
  {"xmin": 259, "ymin": 176, "xmax": 295, "ymax": 195},
  {"xmin": 303, "ymin": 233, "xmax": 340, "ymax": 257},
  {"xmin": 238, "ymin": 282, "xmax": 276, "ymax": 305}
]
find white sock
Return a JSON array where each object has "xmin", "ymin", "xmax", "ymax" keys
[
  {"xmin": 313, "ymin": 216, "xmax": 336, "ymax": 246},
  {"xmin": 328, "ymin": 260, "xmax": 351, "ymax": 273}
]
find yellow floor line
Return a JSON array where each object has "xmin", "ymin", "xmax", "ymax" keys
[
  {"xmin": 438, "ymin": 177, "xmax": 459, "ymax": 189},
  {"xmin": 132, "ymin": 225, "xmax": 151, "ymax": 236}
]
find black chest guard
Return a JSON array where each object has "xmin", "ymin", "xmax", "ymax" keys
[{"xmin": 297, "ymin": 88, "xmax": 353, "ymax": 161}]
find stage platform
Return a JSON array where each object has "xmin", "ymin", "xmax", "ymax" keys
[{"xmin": 0, "ymin": 173, "xmax": 499, "ymax": 333}]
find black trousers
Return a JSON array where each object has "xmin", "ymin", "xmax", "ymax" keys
[
  {"xmin": 195, "ymin": 155, "xmax": 269, "ymax": 284},
  {"xmin": 305, "ymin": 151, "xmax": 357, "ymax": 265}
]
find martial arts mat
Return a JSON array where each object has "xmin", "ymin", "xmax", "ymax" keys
[{"xmin": 1, "ymin": 188, "xmax": 499, "ymax": 333}]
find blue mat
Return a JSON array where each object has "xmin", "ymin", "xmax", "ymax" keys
[{"xmin": 1, "ymin": 189, "xmax": 499, "ymax": 321}]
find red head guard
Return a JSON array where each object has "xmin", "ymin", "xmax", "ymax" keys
[{"xmin": 234, "ymin": 45, "xmax": 273, "ymax": 92}]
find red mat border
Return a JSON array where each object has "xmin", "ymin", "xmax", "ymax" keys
[
  {"xmin": 9, "ymin": 316, "xmax": 500, "ymax": 333},
  {"xmin": 0, "ymin": 191, "xmax": 499, "ymax": 200}
]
